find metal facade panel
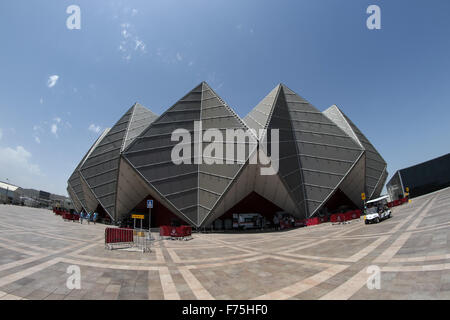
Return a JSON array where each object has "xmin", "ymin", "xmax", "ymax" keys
[
  {"xmin": 337, "ymin": 110, "xmax": 387, "ymax": 199},
  {"xmin": 323, "ymin": 105, "xmax": 362, "ymax": 147},
  {"xmin": 387, "ymin": 171, "xmax": 404, "ymax": 200},
  {"xmin": 282, "ymin": 85, "xmax": 363, "ymax": 217},
  {"xmin": 372, "ymin": 166, "xmax": 387, "ymax": 199},
  {"xmin": 67, "ymin": 171, "xmax": 87, "ymax": 211},
  {"xmin": 79, "ymin": 174, "xmax": 99, "ymax": 212},
  {"xmin": 123, "ymin": 83, "xmax": 202, "ymax": 225},
  {"xmin": 67, "ymin": 128, "xmax": 110, "ymax": 212},
  {"xmin": 337, "ymin": 153, "xmax": 366, "ymax": 208},
  {"xmin": 197, "ymin": 82, "xmax": 251, "ymax": 224},
  {"xmin": 201, "ymin": 163, "xmax": 258, "ymax": 227},
  {"xmin": 122, "ymin": 103, "xmax": 159, "ymax": 151},
  {"xmin": 80, "ymin": 105, "xmax": 136, "ymax": 218},
  {"xmin": 243, "ymin": 85, "xmax": 279, "ymax": 134},
  {"xmin": 67, "ymin": 186, "xmax": 82, "ymax": 212},
  {"xmin": 264, "ymin": 86, "xmax": 307, "ymax": 217},
  {"xmin": 323, "ymin": 105, "xmax": 388, "ymax": 200},
  {"xmin": 69, "ymin": 82, "xmax": 388, "ymax": 226}
]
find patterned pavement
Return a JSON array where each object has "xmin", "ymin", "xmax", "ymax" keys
[{"xmin": 0, "ymin": 187, "xmax": 449, "ymax": 300}]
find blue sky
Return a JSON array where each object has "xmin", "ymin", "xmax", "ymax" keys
[{"xmin": 0, "ymin": 0, "xmax": 449, "ymax": 196}]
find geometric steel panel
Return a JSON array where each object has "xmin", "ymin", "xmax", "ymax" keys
[
  {"xmin": 323, "ymin": 105, "xmax": 387, "ymax": 200},
  {"xmin": 283, "ymin": 87, "xmax": 364, "ymax": 217},
  {"xmin": 79, "ymin": 103, "xmax": 157, "ymax": 220},
  {"xmin": 123, "ymin": 82, "xmax": 252, "ymax": 226},
  {"xmin": 244, "ymin": 85, "xmax": 364, "ymax": 219},
  {"xmin": 69, "ymin": 82, "xmax": 389, "ymax": 226},
  {"xmin": 123, "ymin": 83, "xmax": 203, "ymax": 225},
  {"xmin": 67, "ymin": 128, "xmax": 110, "ymax": 213},
  {"xmin": 197, "ymin": 82, "xmax": 250, "ymax": 225},
  {"xmin": 336, "ymin": 152, "xmax": 366, "ymax": 209}
]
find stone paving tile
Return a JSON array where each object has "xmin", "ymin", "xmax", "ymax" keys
[{"xmin": 0, "ymin": 187, "xmax": 449, "ymax": 300}]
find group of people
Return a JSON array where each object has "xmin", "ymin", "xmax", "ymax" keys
[
  {"xmin": 79, "ymin": 211, "xmax": 98, "ymax": 224},
  {"xmin": 272, "ymin": 214, "xmax": 295, "ymax": 230}
]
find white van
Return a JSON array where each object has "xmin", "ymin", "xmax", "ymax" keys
[{"xmin": 232, "ymin": 213, "xmax": 262, "ymax": 230}]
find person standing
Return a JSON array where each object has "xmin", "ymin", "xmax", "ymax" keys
[{"xmin": 273, "ymin": 215, "xmax": 279, "ymax": 231}]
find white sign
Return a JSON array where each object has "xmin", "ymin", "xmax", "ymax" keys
[{"xmin": 147, "ymin": 200, "xmax": 153, "ymax": 208}]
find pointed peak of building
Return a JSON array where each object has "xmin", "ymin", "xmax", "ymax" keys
[
  {"xmin": 325, "ymin": 104, "xmax": 340, "ymax": 112},
  {"xmin": 243, "ymin": 84, "xmax": 281, "ymax": 132}
]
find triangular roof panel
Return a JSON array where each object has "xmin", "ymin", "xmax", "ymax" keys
[{"xmin": 79, "ymin": 103, "xmax": 157, "ymax": 219}]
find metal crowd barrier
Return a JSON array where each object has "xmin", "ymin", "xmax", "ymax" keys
[
  {"xmin": 159, "ymin": 225, "xmax": 192, "ymax": 240},
  {"xmin": 105, "ymin": 227, "xmax": 152, "ymax": 252}
]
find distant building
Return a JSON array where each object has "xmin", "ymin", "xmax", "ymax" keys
[
  {"xmin": 67, "ymin": 82, "xmax": 388, "ymax": 228},
  {"xmin": 0, "ymin": 181, "xmax": 21, "ymax": 204},
  {"xmin": 387, "ymin": 153, "xmax": 450, "ymax": 200}
]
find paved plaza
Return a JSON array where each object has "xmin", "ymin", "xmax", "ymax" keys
[{"xmin": 0, "ymin": 188, "xmax": 449, "ymax": 300}]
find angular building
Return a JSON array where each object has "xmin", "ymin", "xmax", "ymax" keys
[
  {"xmin": 67, "ymin": 82, "xmax": 388, "ymax": 227},
  {"xmin": 387, "ymin": 153, "xmax": 450, "ymax": 200}
]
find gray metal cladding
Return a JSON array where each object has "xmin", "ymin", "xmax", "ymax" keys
[
  {"xmin": 323, "ymin": 105, "xmax": 387, "ymax": 199},
  {"xmin": 67, "ymin": 128, "xmax": 110, "ymax": 212},
  {"xmin": 245, "ymin": 84, "xmax": 365, "ymax": 218},
  {"xmin": 79, "ymin": 107, "xmax": 133, "ymax": 218},
  {"xmin": 67, "ymin": 171, "xmax": 87, "ymax": 211},
  {"xmin": 123, "ymin": 84, "xmax": 202, "ymax": 224},
  {"xmin": 337, "ymin": 153, "xmax": 366, "ymax": 208},
  {"xmin": 282, "ymin": 85, "xmax": 362, "ymax": 216},
  {"xmin": 122, "ymin": 103, "xmax": 159, "ymax": 151},
  {"xmin": 197, "ymin": 83, "xmax": 250, "ymax": 224},
  {"xmin": 67, "ymin": 186, "xmax": 82, "ymax": 212},
  {"xmin": 69, "ymin": 81, "xmax": 388, "ymax": 226},
  {"xmin": 77, "ymin": 103, "xmax": 157, "ymax": 219},
  {"xmin": 265, "ymin": 87, "xmax": 306, "ymax": 216},
  {"xmin": 387, "ymin": 171, "xmax": 404, "ymax": 200},
  {"xmin": 243, "ymin": 85, "xmax": 278, "ymax": 133},
  {"xmin": 123, "ymin": 82, "xmax": 251, "ymax": 226},
  {"xmin": 372, "ymin": 167, "xmax": 387, "ymax": 199}
]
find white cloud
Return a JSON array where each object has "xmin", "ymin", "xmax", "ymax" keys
[
  {"xmin": 131, "ymin": 8, "xmax": 138, "ymax": 16},
  {"xmin": 51, "ymin": 123, "xmax": 58, "ymax": 136},
  {"xmin": 134, "ymin": 39, "xmax": 146, "ymax": 52},
  {"xmin": 47, "ymin": 75, "xmax": 59, "ymax": 88},
  {"xmin": 0, "ymin": 145, "xmax": 43, "ymax": 178},
  {"xmin": 88, "ymin": 124, "xmax": 101, "ymax": 134},
  {"xmin": 40, "ymin": 97, "xmax": 44, "ymax": 104},
  {"xmin": 119, "ymin": 23, "xmax": 146, "ymax": 61},
  {"xmin": 176, "ymin": 52, "xmax": 183, "ymax": 61},
  {"xmin": 34, "ymin": 136, "xmax": 41, "ymax": 144},
  {"xmin": 121, "ymin": 29, "xmax": 131, "ymax": 39},
  {"xmin": 53, "ymin": 117, "xmax": 61, "ymax": 124}
]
